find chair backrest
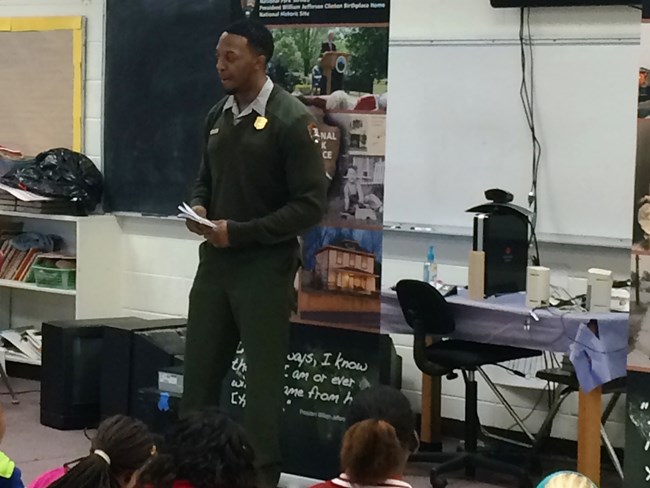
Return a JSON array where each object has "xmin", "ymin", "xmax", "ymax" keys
[{"xmin": 395, "ymin": 279, "xmax": 456, "ymax": 335}]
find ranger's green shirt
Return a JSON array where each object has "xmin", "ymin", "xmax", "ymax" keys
[{"xmin": 190, "ymin": 83, "xmax": 327, "ymax": 248}]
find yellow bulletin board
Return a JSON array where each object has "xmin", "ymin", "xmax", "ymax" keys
[{"xmin": 0, "ymin": 17, "xmax": 84, "ymax": 156}]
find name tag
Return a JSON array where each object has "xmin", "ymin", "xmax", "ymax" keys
[{"xmin": 210, "ymin": 128, "xmax": 219, "ymax": 135}]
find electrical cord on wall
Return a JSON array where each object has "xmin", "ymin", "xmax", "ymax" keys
[
  {"xmin": 505, "ymin": 382, "xmax": 551, "ymax": 432},
  {"xmin": 528, "ymin": 219, "xmax": 540, "ymax": 267},
  {"xmin": 519, "ymin": 7, "xmax": 542, "ymax": 266}
]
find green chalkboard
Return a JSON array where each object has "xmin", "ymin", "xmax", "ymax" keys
[{"xmin": 104, "ymin": 0, "xmax": 244, "ymax": 215}]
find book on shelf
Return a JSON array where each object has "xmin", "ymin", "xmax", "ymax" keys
[
  {"xmin": 0, "ymin": 246, "xmax": 17, "ymax": 278},
  {"xmin": 0, "ymin": 200, "xmax": 79, "ymax": 215},
  {"xmin": 14, "ymin": 249, "xmax": 39, "ymax": 281},
  {"xmin": 2, "ymin": 249, "xmax": 26, "ymax": 280},
  {"xmin": 0, "ymin": 246, "xmax": 45, "ymax": 282},
  {"xmin": 0, "ymin": 184, "xmax": 80, "ymax": 215}
]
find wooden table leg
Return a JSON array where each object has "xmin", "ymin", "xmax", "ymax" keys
[
  {"xmin": 421, "ymin": 373, "xmax": 442, "ymax": 449},
  {"xmin": 577, "ymin": 386, "xmax": 602, "ymax": 486}
]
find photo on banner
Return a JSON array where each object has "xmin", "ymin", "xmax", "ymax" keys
[
  {"xmin": 627, "ymin": 2, "xmax": 650, "ymax": 485},
  {"xmin": 255, "ymin": 0, "xmax": 390, "ymax": 332}
]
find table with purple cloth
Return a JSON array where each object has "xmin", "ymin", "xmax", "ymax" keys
[
  {"xmin": 381, "ymin": 288, "xmax": 628, "ymax": 483},
  {"xmin": 381, "ymin": 288, "xmax": 628, "ymax": 390}
]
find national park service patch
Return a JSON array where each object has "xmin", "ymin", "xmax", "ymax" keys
[{"xmin": 307, "ymin": 123, "xmax": 320, "ymax": 144}]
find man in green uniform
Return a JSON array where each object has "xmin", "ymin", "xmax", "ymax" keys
[{"xmin": 181, "ymin": 19, "xmax": 327, "ymax": 488}]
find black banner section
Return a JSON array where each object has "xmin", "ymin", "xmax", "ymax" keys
[
  {"xmin": 624, "ymin": 371, "xmax": 650, "ymax": 486},
  {"xmin": 221, "ymin": 323, "xmax": 401, "ymax": 480},
  {"xmin": 256, "ymin": 0, "xmax": 389, "ymax": 25}
]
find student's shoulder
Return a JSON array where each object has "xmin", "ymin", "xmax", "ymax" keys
[
  {"xmin": 0, "ymin": 453, "xmax": 22, "ymax": 488},
  {"xmin": 6, "ymin": 467, "xmax": 22, "ymax": 488},
  {"xmin": 267, "ymin": 86, "xmax": 315, "ymax": 129},
  {"xmin": 309, "ymin": 480, "xmax": 340, "ymax": 488},
  {"xmin": 0, "ymin": 452, "xmax": 15, "ymax": 478}
]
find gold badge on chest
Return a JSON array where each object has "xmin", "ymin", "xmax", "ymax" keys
[{"xmin": 254, "ymin": 116, "xmax": 268, "ymax": 130}]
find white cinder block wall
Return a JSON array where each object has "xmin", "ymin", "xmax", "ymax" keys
[{"xmin": 0, "ymin": 0, "xmax": 637, "ymax": 447}]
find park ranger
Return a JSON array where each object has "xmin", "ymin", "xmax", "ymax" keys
[{"xmin": 182, "ymin": 18, "xmax": 327, "ymax": 488}]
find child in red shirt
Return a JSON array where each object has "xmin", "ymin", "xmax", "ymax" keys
[{"xmin": 311, "ymin": 386, "xmax": 418, "ymax": 488}]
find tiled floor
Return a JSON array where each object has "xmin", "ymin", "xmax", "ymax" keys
[
  {"xmin": 0, "ymin": 378, "xmax": 622, "ymax": 488},
  {"xmin": 2, "ymin": 378, "xmax": 88, "ymax": 484}
]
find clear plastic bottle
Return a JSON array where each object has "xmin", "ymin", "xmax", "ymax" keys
[{"xmin": 423, "ymin": 245, "xmax": 437, "ymax": 284}]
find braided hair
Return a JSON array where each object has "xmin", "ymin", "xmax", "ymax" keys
[
  {"xmin": 140, "ymin": 408, "xmax": 257, "ymax": 488},
  {"xmin": 48, "ymin": 415, "xmax": 154, "ymax": 488}
]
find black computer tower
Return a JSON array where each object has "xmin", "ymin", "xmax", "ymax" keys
[
  {"xmin": 471, "ymin": 206, "xmax": 529, "ymax": 296},
  {"xmin": 40, "ymin": 317, "xmax": 147, "ymax": 430},
  {"xmin": 101, "ymin": 319, "xmax": 186, "ymax": 418}
]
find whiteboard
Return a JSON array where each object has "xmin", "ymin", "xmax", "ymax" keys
[{"xmin": 384, "ymin": 40, "xmax": 639, "ymax": 246}]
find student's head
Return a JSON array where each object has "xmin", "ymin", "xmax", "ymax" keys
[
  {"xmin": 141, "ymin": 408, "xmax": 257, "ymax": 488},
  {"xmin": 340, "ymin": 419, "xmax": 406, "ymax": 485},
  {"xmin": 345, "ymin": 385, "xmax": 418, "ymax": 453},
  {"xmin": 49, "ymin": 415, "xmax": 155, "ymax": 488},
  {"xmin": 537, "ymin": 471, "xmax": 596, "ymax": 488},
  {"xmin": 342, "ymin": 386, "xmax": 418, "ymax": 484},
  {"xmin": 217, "ymin": 20, "xmax": 274, "ymax": 95},
  {"xmin": 328, "ymin": 32, "xmax": 335, "ymax": 43}
]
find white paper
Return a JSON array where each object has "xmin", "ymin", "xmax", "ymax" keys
[
  {"xmin": 177, "ymin": 202, "xmax": 216, "ymax": 229},
  {"xmin": 0, "ymin": 182, "xmax": 53, "ymax": 202},
  {"xmin": 1, "ymin": 329, "xmax": 41, "ymax": 361}
]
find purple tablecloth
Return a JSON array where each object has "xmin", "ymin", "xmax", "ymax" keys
[{"xmin": 381, "ymin": 289, "xmax": 628, "ymax": 391}]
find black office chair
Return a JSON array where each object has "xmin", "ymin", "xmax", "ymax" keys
[{"xmin": 395, "ymin": 279, "xmax": 542, "ymax": 488}]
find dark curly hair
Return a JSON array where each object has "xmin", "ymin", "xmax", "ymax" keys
[
  {"xmin": 48, "ymin": 415, "xmax": 154, "ymax": 488},
  {"xmin": 140, "ymin": 409, "xmax": 257, "ymax": 488},
  {"xmin": 224, "ymin": 19, "xmax": 274, "ymax": 63}
]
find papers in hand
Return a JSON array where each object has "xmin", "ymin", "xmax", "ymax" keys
[{"xmin": 178, "ymin": 202, "xmax": 216, "ymax": 229}]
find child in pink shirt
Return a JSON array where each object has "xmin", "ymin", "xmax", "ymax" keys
[
  {"xmin": 28, "ymin": 416, "xmax": 154, "ymax": 488},
  {"xmin": 28, "ymin": 467, "xmax": 65, "ymax": 488}
]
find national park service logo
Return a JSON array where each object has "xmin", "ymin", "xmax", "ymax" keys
[{"xmin": 307, "ymin": 123, "xmax": 320, "ymax": 144}]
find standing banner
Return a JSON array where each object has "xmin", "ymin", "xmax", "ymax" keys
[
  {"xmin": 627, "ymin": 3, "xmax": 650, "ymax": 485},
  {"xmin": 253, "ymin": 0, "xmax": 390, "ymax": 333}
]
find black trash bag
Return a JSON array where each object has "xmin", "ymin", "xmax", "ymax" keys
[{"xmin": 0, "ymin": 148, "xmax": 103, "ymax": 212}]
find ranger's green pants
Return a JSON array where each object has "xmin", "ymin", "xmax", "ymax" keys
[{"xmin": 182, "ymin": 241, "xmax": 298, "ymax": 488}]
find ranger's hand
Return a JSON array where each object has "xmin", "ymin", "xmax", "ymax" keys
[
  {"xmin": 185, "ymin": 206, "xmax": 209, "ymax": 236},
  {"xmin": 204, "ymin": 220, "xmax": 230, "ymax": 248}
]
